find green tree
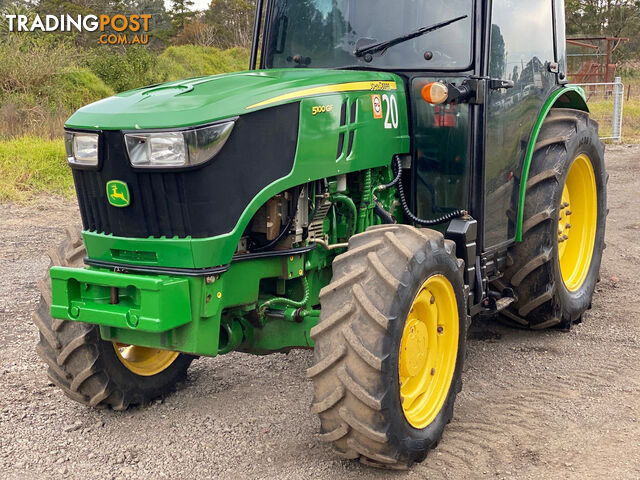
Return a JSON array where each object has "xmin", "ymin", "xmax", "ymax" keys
[
  {"xmin": 204, "ymin": 0, "xmax": 254, "ymax": 48},
  {"xmin": 566, "ymin": 0, "xmax": 640, "ymax": 61},
  {"xmin": 132, "ymin": 0, "xmax": 173, "ymax": 48},
  {"xmin": 0, "ymin": 3, "xmax": 38, "ymax": 44},
  {"xmin": 566, "ymin": 0, "xmax": 640, "ymax": 36},
  {"xmin": 489, "ymin": 24, "xmax": 505, "ymax": 79},
  {"xmin": 170, "ymin": 0, "xmax": 195, "ymax": 34}
]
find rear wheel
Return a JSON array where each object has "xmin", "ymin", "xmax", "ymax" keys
[
  {"xmin": 33, "ymin": 227, "xmax": 193, "ymax": 410},
  {"xmin": 498, "ymin": 109, "xmax": 607, "ymax": 329},
  {"xmin": 309, "ymin": 225, "xmax": 467, "ymax": 468}
]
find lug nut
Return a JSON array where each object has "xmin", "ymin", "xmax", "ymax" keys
[
  {"xmin": 437, "ymin": 326, "xmax": 444, "ymax": 334},
  {"xmin": 562, "ymin": 202, "xmax": 570, "ymax": 208},
  {"xmin": 563, "ymin": 235, "xmax": 569, "ymax": 241},
  {"xmin": 566, "ymin": 210, "xmax": 572, "ymax": 216},
  {"xmin": 430, "ymin": 296, "xmax": 435, "ymax": 304},
  {"xmin": 430, "ymin": 368, "xmax": 436, "ymax": 376},
  {"xmin": 566, "ymin": 224, "xmax": 572, "ymax": 229}
]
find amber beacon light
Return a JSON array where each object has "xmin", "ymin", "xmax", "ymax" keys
[{"xmin": 421, "ymin": 82, "xmax": 449, "ymax": 104}]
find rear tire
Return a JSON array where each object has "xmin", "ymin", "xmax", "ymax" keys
[
  {"xmin": 309, "ymin": 225, "xmax": 468, "ymax": 468},
  {"xmin": 33, "ymin": 226, "xmax": 193, "ymax": 410},
  {"xmin": 498, "ymin": 109, "xmax": 607, "ymax": 329}
]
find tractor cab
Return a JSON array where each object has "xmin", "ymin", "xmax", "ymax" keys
[{"xmin": 256, "ymin": 0, "xmax": 568, "ymax": 251}]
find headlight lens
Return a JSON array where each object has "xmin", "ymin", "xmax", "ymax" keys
[
  {"xmin": 126, "ymin": 132, "xmax": 186, "ymax": 167},
  {"xmin": 124, "ymin": 121, "xmax": 235, "ymax": 168},
  {"xmin": 65, "ymin": 132, "xmax": 99, "ymax": 166}
]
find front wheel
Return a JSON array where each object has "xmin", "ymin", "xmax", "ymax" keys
[
  {"xmin": 498, "ymin": 108, "xmax": 607, "ymax": 329},
  {"xmin": 308, "ymin": 225, "xmax": 468, "ymax": 468},
  {"xmin": 33, "ymin": 227, "xmax": 193, "ymax": 410}
]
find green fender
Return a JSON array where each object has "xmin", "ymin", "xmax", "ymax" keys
[{"xmin": 515, "ymin": 86, "xmax": 589, "ymax": 241}]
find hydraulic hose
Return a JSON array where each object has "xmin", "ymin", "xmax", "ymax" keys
[
  {"xmin": 385, "ymin": 156, "xmax": 466, "ymax": 226},
  {"xmin": 374, "ymin": 201, "xmax": 396, "ymax": 224},
  {"xmin": 371, "ymin": 156, "xmax": 402, "ymax": 224},
  {"xmin": 330, "ymin": 193, "xmax": 358, "ymax": 238},
  {"xmin": 259, "ymin": 276, "xmax": 310, "ymax": 315},
  {"xmin": 251, "ymin": 187, "xmax": 303, "ymax": 253},
  {"xmin": 252, "ymin": 216, "xmax": 294, "ymax": 253},
  {"xmin": 373, "ymin": 155, "xmax": 403, "ymax": 198}
]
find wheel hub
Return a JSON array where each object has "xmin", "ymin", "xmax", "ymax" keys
[
  {"xmin": 113, "ymin": 343, "xmax": 180, "ymax": 377},
  {"xmin": 558, "ymin": 154, "xmax": 598, "ymax": 292},
  {"xmin": 399, "ymin": 275, "xmax": 459, "ymax": 429},
  {"xmin": 399, "ymin": 319, "xmax": 428, "ymax": 378}
]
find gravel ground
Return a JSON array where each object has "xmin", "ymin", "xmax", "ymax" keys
[{"xmin": 1, "ymin": 145, "xmax": 639, "ymax": 480}]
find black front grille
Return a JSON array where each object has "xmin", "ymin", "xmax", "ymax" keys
[
  {"xmin": 71, "ymin": 103, "xmax": 300, "ymax": 239},
  {"xmin": 74, "ymin": 167, "xmax": 193, "ymax": 238}
]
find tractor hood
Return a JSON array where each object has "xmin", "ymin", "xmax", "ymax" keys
[{"xmin": 65, "ymin": 69, "xmax": 401, "ymax": 131}]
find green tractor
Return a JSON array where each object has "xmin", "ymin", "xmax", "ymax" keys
[{"xmin": 35, "ymin": 0, "xmax": 607, "ymax": 469}]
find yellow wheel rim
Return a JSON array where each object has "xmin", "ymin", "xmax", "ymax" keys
[
  {"xmin": 399, "ymin": 275, "xmax": 459, "ymax": 429},
  {"xmin": 113, "ymin": 343, "xmax": 180, "ymax": 377},
  {"xmin": 558, "ymin": 154, "xmax": 598, "ymax": 292}
]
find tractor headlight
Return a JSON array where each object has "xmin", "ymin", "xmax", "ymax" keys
[
  {"xmin": 65, "ymin": 132, "xmax": 99, "ymax": 166},
  {"xmin": 124, "ymin": 121, "xmax": 235, "ymax": 168}
]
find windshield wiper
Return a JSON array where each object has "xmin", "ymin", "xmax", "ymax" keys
[{"xmin": 354, "ymin": 15, "xmax": 468, "ymax": 59}]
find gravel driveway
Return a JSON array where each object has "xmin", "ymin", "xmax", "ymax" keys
[{"xmin": 1, "ymin": 145, "xmax": 639, "ymax": 480}]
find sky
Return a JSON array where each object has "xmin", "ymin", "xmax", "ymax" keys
[{"xmin": 163, "ymin": 0, "xmax": 213, "ymax": 12}]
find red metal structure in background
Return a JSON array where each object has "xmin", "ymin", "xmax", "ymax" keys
[{"xmin": 567, "ymin": 36, "xmax": 628, "ymax": 84}]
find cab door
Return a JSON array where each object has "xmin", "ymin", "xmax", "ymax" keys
[
  {"xmin": 483, "ymin": 0, "xmax": 557, "ymax": 248},
  {"xmin": 411, "ymin": 77, "xmax": 472, "ymax": 225}
]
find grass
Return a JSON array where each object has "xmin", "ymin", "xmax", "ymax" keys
[
  {"xmin": 0, "ymin": 44, "xmax": 249, "ymax": 202},
  {"xmin": 0, "ymin": 136, "xmax": 73, "ymax": 202},
  {"xmin": 619, "ymin": 75, "xmax": 640, "ymax": 143},
  {"xmin": 159, "ymin": 45, "xmax": 250, "ymax": 80},
  {"xmin": 580, "ymin": 74, "xmax": 640, "ymax": 143},
  {"xmin": 587, "ymin": 97, "xmax": 640, "ymax": 143},
  {"xmin": 0, "ymin": 68, "xmax": 114, "ymax": 140},
  {"xmin": 0, "ymin": 43, "xmax": 249, "ymax": 141}
]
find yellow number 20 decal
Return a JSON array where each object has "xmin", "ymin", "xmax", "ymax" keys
[{"xmin": 383, "ymin": 94, "xmax": 399, "ymax": 129}]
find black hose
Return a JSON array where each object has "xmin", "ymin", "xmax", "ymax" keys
[
  {"xmin": 391, "ymin": 156, "xmax": 466, "ymax": 226},
  {"xmin": 252, "ymin": 216, "xmax": 294, "ymax": 252},
  {"xmin": 374, "ymin": 201, "xmax": 396, "ymax": 224},
  {"xmin": 377, "ymin": 155, "xmax": 404, "ymax": 191}
]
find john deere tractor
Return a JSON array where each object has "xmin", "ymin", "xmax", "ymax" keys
[{"xmin": 35, "ymin": 0, "xmax": 606, "ymax": 469}]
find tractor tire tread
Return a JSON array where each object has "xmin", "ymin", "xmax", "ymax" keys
[
  {"xmin": 310, "ymin": 225, "xmax": 465, "ymax": 468},
  {"xmin": 496, "ymin": 108, "xmax": 606, "ymax": 329}
]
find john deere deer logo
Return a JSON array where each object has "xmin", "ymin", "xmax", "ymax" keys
[{"xmin": 106, "ymin": 180, "xmax": 130, "ymax": 208}]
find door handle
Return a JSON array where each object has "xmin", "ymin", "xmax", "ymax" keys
[{"xmin": 489, "ymin": 79, "xmax": 514, "ymax": 90}]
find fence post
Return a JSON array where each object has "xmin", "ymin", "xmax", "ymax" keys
[{"xmin": 612, "ymin": 76, "xmax": 623, "ymax": 143}]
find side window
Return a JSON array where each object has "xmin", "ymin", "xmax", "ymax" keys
[
  {"xmin": 484, "ymin": 0, "xmax": 556, "ymax": 247},
  {"xmin": 412, "ymin": 78, "xmax": 470, "ymax": 225}
]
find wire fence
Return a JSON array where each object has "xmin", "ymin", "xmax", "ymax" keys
[{"xmin": 573, "ymin": 78, "xmax": 624, "ymax": 142}]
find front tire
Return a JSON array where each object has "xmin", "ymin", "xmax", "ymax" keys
[
  {"xmin": 33, "ymin": 227, "xmax": 193, "ymax": 410},
  {"xmin": 498, "ymin": 109, "xmax": 607, "ymax": 329},
  {"xmin": 308, "ymin": 225, "xmax": 468, "ymax": 468}
]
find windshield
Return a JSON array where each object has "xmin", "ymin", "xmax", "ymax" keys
[{"xmin": 263, "ymin": 0, "xmax": 473, "ymax": 70}]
